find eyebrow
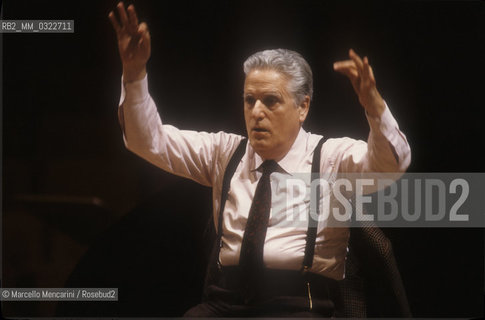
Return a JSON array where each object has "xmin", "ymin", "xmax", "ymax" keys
[{"xmin": 243, "ymin": 90, "xmax": 283, "ymax": 97}]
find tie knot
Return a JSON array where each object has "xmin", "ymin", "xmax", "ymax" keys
[{"xmin": 261, "ymin": 160, "xmax": 279, "ymax": 175}]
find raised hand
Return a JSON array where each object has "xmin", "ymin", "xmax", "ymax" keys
[
  {"xmin": 333, "ymin": 49, "xmax": 385, "ymax": 117},
  {"xmin": 109, "ymin": 2, "xmax": 151, "ymax": 82}
]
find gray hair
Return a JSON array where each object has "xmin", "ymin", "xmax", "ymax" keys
[{"xmin": 243, "ymin": 49, "xmax": 313, "ymax": 105}]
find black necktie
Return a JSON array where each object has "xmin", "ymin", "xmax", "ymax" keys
[{"xmin": 239, "ymin": 160, "xmax": 278, "ymax": 299}]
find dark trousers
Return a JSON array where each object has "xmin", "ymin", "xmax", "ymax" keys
[{"xmin": 184, "ymin": 267, "xmax": 342, "ymax": 317}]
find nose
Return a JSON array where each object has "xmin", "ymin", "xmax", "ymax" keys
[{"xmin": 252, "ymin": 99, "xmax": 265, "ymax": 120}]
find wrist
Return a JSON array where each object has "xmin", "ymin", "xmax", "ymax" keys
[
  {"xmin": 365, "ymin": 101, "xmax": 385, "ymax": 117},
  {"xmin": 363, "ymin": 90, "xmax": 385, "ymax": 118},
  {"xmin": 123, "ymin": 66, "xmax": 147, "ymax": 83}
]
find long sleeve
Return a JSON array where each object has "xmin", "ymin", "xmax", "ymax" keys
[
  {"xmin": 329, "ymin": 103, "xmax": 411, "ymax": 174},
  {"xmin": 118, "ymin": 74, "xmax": 243, "ymax": 187}
]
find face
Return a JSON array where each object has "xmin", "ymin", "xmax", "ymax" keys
[{"xmin": 244, "ymin": 69, "xmax": 309, "ymax": 161}]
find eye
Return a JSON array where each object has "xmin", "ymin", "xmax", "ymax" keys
[
  {"xmin": 244, "ymin": 96, "xmax": 256, "ymax": 106},
  {"xmin": 262, "ymin": 96, "xmax": 279, "ymax": 108}
]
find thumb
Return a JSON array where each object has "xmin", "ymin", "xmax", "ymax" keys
[{"xmin": 138, "ymin": 23, "xmax": 150, "ymax": 42}]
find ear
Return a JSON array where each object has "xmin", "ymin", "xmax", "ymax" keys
[{"xmin": 297, "ymin": 95, "xmax": 310, "ymax": 124}]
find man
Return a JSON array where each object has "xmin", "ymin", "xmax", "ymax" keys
[{"xmin": 109, "ymin": 2, "xmax": 411, "ymax": 317}]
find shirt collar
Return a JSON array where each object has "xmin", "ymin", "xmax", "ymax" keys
[{"xmin": 252, "ymin": 127, "xmax": 308, "ymax": 175}]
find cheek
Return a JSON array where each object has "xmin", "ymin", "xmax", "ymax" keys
[
  {"xmin": 271, "ymin": 114, "xmax": 290, "ymax": 136},
  {"xmin": 279, "ymin": 109, "xmax": 299, "ymax": 126},
  {"xmin": 279, "ymin": 112, "xmax": 300, "ymax": 138}
]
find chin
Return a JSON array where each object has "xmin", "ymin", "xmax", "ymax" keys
[
  {"xmin": 251, "ymin": 143, "xmax": 281, "ymax": 160},
  {"xmin": 250, "ymin": 140, "xmax": 267, "ymax": 151},
  {"xmin": 250, "ymin": 139, "xmax": 270, "ymax": 154}
]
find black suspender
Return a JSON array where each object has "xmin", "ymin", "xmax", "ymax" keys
[
  {"xmin": 302, "ymin": 137, "xmax": 326, "ymax": 270},
  {"xmin": 216, "ymin": 138, "xmax": 248, "ymax": 249},
  {"xmin": 216, "ymin": 136, "xmax": 326, "ymax": 271}
]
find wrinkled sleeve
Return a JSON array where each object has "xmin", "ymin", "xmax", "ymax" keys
[
  {"xmin": 118, "ymin": 74, "xmax": 243, "ymax": 187},
  {"xmin": 328, "ymin": 102, "xmax": 411, "ymax": 175}
]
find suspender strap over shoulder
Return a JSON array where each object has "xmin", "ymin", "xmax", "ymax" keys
[
  {"xmin": 302, "ymin": 137, "xmax": 326, "ymax": 271},
  {"xmin": 217, "ymin": 138, "xmax": 248, "ymax": 241}
]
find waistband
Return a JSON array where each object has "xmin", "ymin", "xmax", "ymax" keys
[{"xmin": 216, "ymin": 266, "xmax": 340, "ymax": 303}]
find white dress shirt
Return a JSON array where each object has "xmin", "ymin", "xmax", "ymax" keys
[{"xmin": 118, "ymin": 75, "xmax": 411, "ymax": 280}]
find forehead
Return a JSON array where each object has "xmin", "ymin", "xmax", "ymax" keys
[{"xmin": 244, "ymin": 69, "xmax": 289, "ymax": 94}]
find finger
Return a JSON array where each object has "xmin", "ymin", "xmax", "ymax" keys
[
  {"xmin": 336, "ymin": 67, "xmax": 359, "ymax": 80},
  {"xmin": 127, "ymin": 4, "xmax": 139, "ymax": 31},
  {"xmin": 138, "ymin": 23, "xmax": 148, "ymax": 36},
  {"xmin": 362, "ymin": 56, "xmax": 377, "ymax": 86},
  {"xmin": 117, "ymin": 2, "xmax": 129, "ymax": 27},
  {"xmin": 138, "ymin": 22, "xmax": 150, "ymax": 46},
  {"xmin": 334, "ymin": 65, "xmax": 358, "ymax": 76},
  {"xmin": 108, "ymin": 11, "xmax": 121, "ymax": 34},
  {"xmin": 363, "ymin": 56, "xmax": 370, "ymax": 80},
  {"xmin": 333, "ymin": 60, "xmax": 358, "ymax": 78},
  {"xmin": 333, "ymin": 60, "xmax": 357, "ymax": 71},
  {"xmin": 368, "ymin": 63, "xmax": 376, "ymax": 85},
  {"xmin": 334, "ymin": 62, "xmax": 359, "ymax": 79},
  {"xmin": 349, "ymin": 49, "xmax": 364, "ymax": 74}
]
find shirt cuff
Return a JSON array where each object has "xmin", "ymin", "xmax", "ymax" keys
[
  {"xmin": 119, "ymin": 74, "xmax": 149, "ymax": 106},
  {"xmin": 365, "ymin": 101, "xmax": 400, "ymax": 139}
]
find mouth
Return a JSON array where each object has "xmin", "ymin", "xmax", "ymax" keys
[{"xmin": 252, "ymin": 127, "xmax": 269, "ymax": 133}]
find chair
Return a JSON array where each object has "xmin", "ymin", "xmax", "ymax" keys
[{"xmin": 340, "ymin": 226, "xmax": 412, "ymax": 317}]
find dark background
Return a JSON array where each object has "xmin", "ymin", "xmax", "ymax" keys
[{"xmin": 1, "ymin": 0, "xmax": 484, "ymax": 318}]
